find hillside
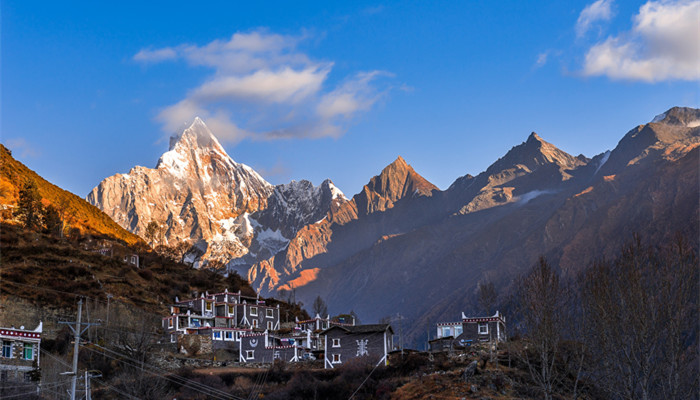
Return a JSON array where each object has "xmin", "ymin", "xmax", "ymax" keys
[
  {"xmin": 0, "ymin": 144, "xmax": 143, "ymax": 246},
  {"xmin": 283, "ymin": 107, "xmax": 699, "ymax": 344},
  {"xmin": 0, "ymin": 222, "xmax": 255, "ymax": 312}
]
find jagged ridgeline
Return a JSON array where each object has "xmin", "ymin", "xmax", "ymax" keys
[
  {"xmin": 87, "ymin": 118, "xmax": 347, "ymax": 271},
  {"xmin": 87, "ymin": 107, "xmax": 699, "ymax": 347}
]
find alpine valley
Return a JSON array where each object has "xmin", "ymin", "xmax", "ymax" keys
[{"xmin": 88, "ymin": 107, "xmax": 699, "ymax": 343}]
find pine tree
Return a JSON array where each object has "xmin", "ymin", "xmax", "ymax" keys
[
  {"xmin": 43, "ymin": 204, "xmax": 62, "ymax": 236},
  {"xmin": 15, "ymin": 179, "xmax": 43, "ymax": 230}
]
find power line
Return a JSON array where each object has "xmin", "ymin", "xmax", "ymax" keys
[
  {"xmin": 90, "ymin": 377, "xmax": 142, "ymax": 400},
  {"xmin": 80, "ymin": 342, "xmax": 244, "ymax": 400}
]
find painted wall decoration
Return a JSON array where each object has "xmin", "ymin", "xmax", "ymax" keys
[{"xmin": 356, "ymin": 339, "xmax": 369, "ymax": 356}]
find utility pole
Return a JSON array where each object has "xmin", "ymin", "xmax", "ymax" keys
[
  {"xmin": 70, "ymin": 298, "xmax": 82, "ymax": 400},
  {"xmin": 59, "ymin": 298, "xmax": 100, "ymax": 400},
  {"xmin": 105, "ymin": 294, "xmax": 113, "ymax": 340}
]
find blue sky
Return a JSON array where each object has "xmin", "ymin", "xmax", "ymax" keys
[{"xmin": 2, "ymin": 0, "xmax": 698, "ymax": 197}]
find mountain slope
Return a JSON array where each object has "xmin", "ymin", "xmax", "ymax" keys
[
  {"xmin": 88, "ymin": 118, "xmax": 274, "ymax": 263},
  {"xmin": 289, "ymin": 107, "xmax": 699, "ymax": 345},
  {"xmin": 245, "ymin": 156, "xmax": 441, "ymax": 294},
  {"xmin": 0, "ymin": 144, "xmax": 142, "ymax": 245}
]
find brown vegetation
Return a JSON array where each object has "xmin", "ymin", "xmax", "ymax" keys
[{"xmin": 0, "ymin": 144, "xmax": 142, "ymax": 245}]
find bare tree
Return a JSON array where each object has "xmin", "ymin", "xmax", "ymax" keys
[
  {"xmin": 312, "ymin": 295, "xmax": 328, "ymax": 317},
  {"xmin": 478, "ymin": 280, "xmax": 498, "ymax": 315},
  {"xmin": 581, "ymin": 236, "xmax": 698, "ymax": 400},
  {"xmin": 145, "ymin": 220, "xmax": 159, "ymax": 247},
  {"xmin": 518, "ymin": 256, "xmax": 565, "ymax": 400}
]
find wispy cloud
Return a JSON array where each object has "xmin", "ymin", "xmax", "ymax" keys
[
  {"xmin": 576, "ymin": 0, "xmax": 614, "ymax": 38},
  {"xmin": 581, "ymin": 0, "xmax": 700, "ymax": 82},
  {"xmin": 134, "ymin": 30, "xmax": 392, "ymax": 142},
  {"xmin": 5, "ymin": 138, "xmax": 40, "ymax": 158},
  {"xmin": 254, "ymin": 160, "xmax": 291, "ymax": 180},
  {"xmin": 535, "ymin": 52, "xmax": 549, "ymax": 68}
]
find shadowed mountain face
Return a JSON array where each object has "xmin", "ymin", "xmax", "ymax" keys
[{"xmin": 262, "ymin": 107, "xmax": 698, "ymax": 346}]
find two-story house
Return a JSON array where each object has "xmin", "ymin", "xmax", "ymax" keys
[
  {"xmin": 321, "ymin": 324, "xmax": 393, "ymax": 369},
  {"xmin": 0, "ymin": 323, "xmax": 42, "ymax": 383},
  {"xmin": 429, "ymin": 311, "xmax": 507, "ymax": 352}
]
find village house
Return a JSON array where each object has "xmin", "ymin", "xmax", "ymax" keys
[
  {"xmin": 238, "ymin": 331, "xmax": 309, "ymax": 364},
  {"xmin": 0, "ymin": 323, "xmax": 42, "ymax": 383},
  {"xmin": 321, "ymin": 324, "xmax": 393, "ymax": 369},
  {"xmin": 430, "ymin": 311, "xmax": 507, "ymax": 352},
  {"xmin": 162, "ymin": 289, "xmax": 280, "ymax": 349}
]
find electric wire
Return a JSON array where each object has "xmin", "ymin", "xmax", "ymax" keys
[{"xmin": 80, "ymin": 342, "xmax": 244, "ymax": 400}]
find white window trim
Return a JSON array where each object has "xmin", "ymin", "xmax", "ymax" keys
[
  {"xmin": 478, "ymin": 323, "xmax": 488, "ymax": 335},
  {"xmin": 332, "ymin": 353, "xmax": 341, "ymax": 363},
  {"xmin": 168, "ymin": 318, "xmax": 174, "ymax": 329},
  {"xmin": 1, "ymin": 342, "xmax": 12, "ymax": 358},
  {"xmin": 205, "ymin": 302, "xmax": 213, "ymax": 311},
  {"xmin": 332, "ymin": 338, "xmax": 340, "ymax": 348},
  {"xmin": 266, "ymin": 309, "xmax": 274, "ymax": 318},
  {"xmin": 250, "ymin": 307, "xmax": 258, "ymax": 316},
  {"xmin": 252, "ymin": 319, "xmax": 258, "ymax": 328},
  {"xmin": 246, "ymin": 350, "xmax": 254, "ymax": 360},
  {"xmin": 267, "ymin": 321, "xmax": 274, "ymax": 330},
  {"xmin": 23, "ymin": 344, "xmax": 33, "ymax": 360}
]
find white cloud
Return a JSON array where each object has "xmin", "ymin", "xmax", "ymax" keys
[
  {"xmin": 582, "ymin": 0, "xmax": 700, "ymax": 82},
  {"xmin": 136, "ymin": 30, "xmax": 392, "ymax": 141},
  {"xmin": 133, "ymin": 48, "xmax": 178, "ymax": 63},
  {"xmin": 576, "ymin": 0, "xmax": 614, "ymax": 38},
  {"xmin": 535, "ymin": 52, "xmax": 549, "ymax": 68},
  {"xmin": 5, "ymin": 138, "xmax": 39, "ymax": 158}
]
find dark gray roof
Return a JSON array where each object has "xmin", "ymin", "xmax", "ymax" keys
[{"xmin": 321, "ymin": 323, "xmax": 393, "ymax": 335}]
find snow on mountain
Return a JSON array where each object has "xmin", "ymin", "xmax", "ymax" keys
[
  {"xmin": 87, "ymin": 118, "xmax": 274, "ymax": 266},
  {"xmin": 88, "ymin": 117, "xmax": 346, "ymax": 271}
]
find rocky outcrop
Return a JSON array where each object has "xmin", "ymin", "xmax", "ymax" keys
[
  {"xmin": 89, "ymin": 117, "xmax": 347, "ymax": 269},
  {"xmin": 87, "ymin": 118, "xmax": 274, "ymax": 263},
  {"xmin": 246, "ymin": 156, "xmax": 440, "ymax": 294}
]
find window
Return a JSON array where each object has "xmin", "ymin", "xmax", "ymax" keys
[
  {"xmin": 441, "ymin": 326, "xmax": 451, "ymax": 337},
  {"xmin": 252, "ymin": 320, "xmax": 258, "ymax": 328},
  {"xmin": 250, "ymin": 307, "xmax": 258, "ymax": 316},
  {"xmin": 267, "ymin": 321, "xmax": 274, "ymax": 330},
  {"xmin": 332, "ymin": 338, "xmax": 340, "ymax": 347},
  {"xmin": 332, "ymin": 354, "xmax": 341, "ymax": 363},
  {"xmin": 228, "ymin": 306, "xmax": 234, "ymax": 314},
  {"xmin": 246, "ymin": 350, "xmax": 254, "ymax": 360},
  {"xmin": 1, "ymin": 342, "xmax": 11, "ymax": 358},
  {"xmin": 205, "ymin": 302, "xmax": 212, "ymax": 311},
  {"xmin": 213, "ymin": 331, "xmax": 221, "ymax": 340},
  {"xmin": 455, "ymin": 326, "xmax": 463, "ymax": 336},
  {"xmin": 478, "ymin": 323, "xmax": 488, "ymax": 335},
  {"xmin": 266, "ymin": 309, "xmax": 274, "ymax": 318},
  {"xmin": 168, "ymin": 318, "xmax": 174, "ymax": 328},
  {"xmin": 236, "ymin": 332, "xmax": 241, "ymax": 341},
  {"xmin": 225, "ymin": 331, "xmax": 233, "ymax": 340},
  {"xmin": 23, "ymin": 344, "xmax": 33, "ymax": 360}
]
